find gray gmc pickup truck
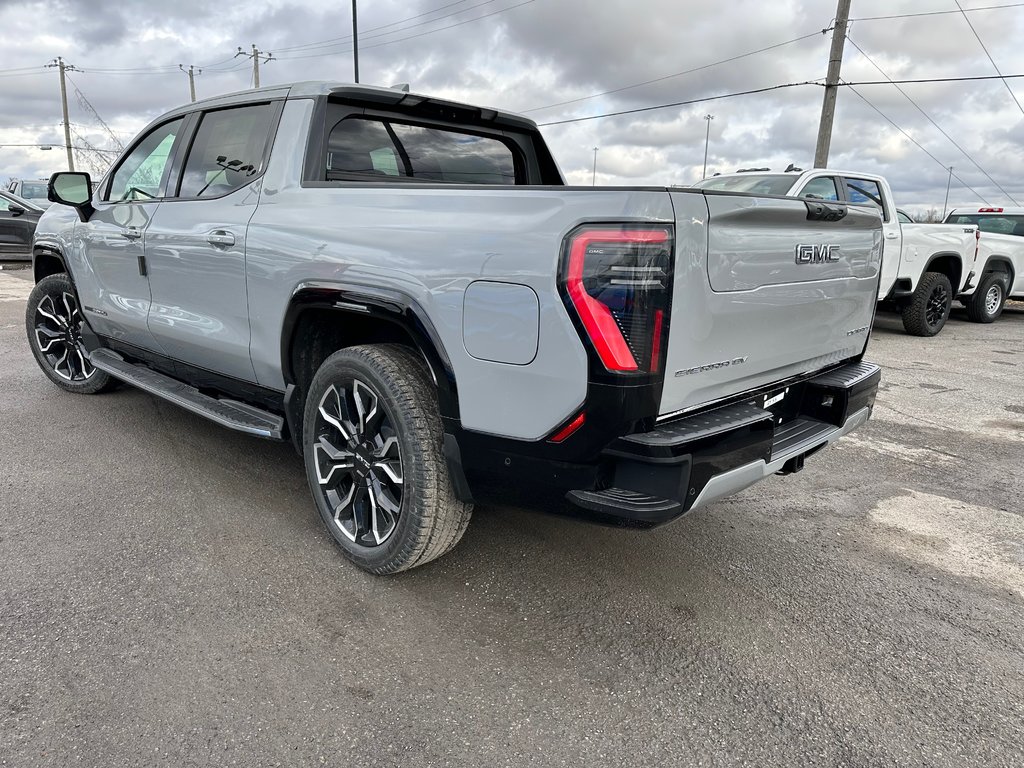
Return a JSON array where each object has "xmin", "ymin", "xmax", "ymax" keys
[{"xmin": 29, "ymin": 82, "xmax": 881, "ymax": 574}]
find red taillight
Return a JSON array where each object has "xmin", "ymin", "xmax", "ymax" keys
[
  {"xmin": 979, "ymin": 207, "xmax": 1003, "ymax": 212},
  {"xmin": 548, "ymin": 411, "xmax": 585, "ymax": 443},
  {"xmin": 562, "ymin": 226, "xmax": 673, "ymax": 373}
]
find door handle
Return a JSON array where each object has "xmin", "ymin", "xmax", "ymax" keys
[
  {"xmin": 884, "ymin": 232, "xmax": 899, "ymax": 240},
  {"xmin": 120, "ymin": 226, "xmax": 142, "ymax": 240},
  {"xmin": 207, "ymin": 230, "xmax": 235, "ymax": 247}
]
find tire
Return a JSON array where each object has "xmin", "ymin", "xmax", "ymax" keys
[
  {"xmin": 25, "ymin": 273, "xmax": 113, "ymax": 394},
  {"xmin": 965, "ymin": 272, "xmax": 1007, "ymax": 324},
  {"xmin": 901, "ymin": 271, "xmax": 953, "ymax": 337},
  {"xmin": 302, "ymin": 344, "xmax": 473, "ymax": 575}
]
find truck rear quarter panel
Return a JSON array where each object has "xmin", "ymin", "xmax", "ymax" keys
[{"xmin": 247, "ymin": 98, "xmax": 675, "ymax": 441}]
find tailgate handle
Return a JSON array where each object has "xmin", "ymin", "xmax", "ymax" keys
[{"xmin": 804, "ymin": 201, "xmax": 847, "ymax": 222}]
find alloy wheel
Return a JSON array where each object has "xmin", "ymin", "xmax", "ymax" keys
[
  {"xmin": 312, "ymin": 379, "xmax": 404, "ymax": 547},
  {"xmin": 925, "ymin": 283, "xmax": 949, "ymax": 329},
  {"xmin": 33, "ymin": 292, "xmax": 94, "ymax": 382}
]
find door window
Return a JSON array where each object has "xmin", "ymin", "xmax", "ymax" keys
[
  {"xmin": 327, "ymin": 117, "xmax": 519, "ymax": 184},
  {"xmin": 844, "ymin": 178, "xmax": 888, "ymax": 221},
  {"xmin": 797, "ymin": 176, "xmax": 839, "ymax": 201},
  {"xmin": 177, "ymin": 103, "xmax": 275, "ymax": 199},
  {"xmin": 107, "ymin": 118, "xmax": 184, "ymax": 202},
  {"xmin": 897, "ymin": 210, "xmax": 914, "ymax": 224}
]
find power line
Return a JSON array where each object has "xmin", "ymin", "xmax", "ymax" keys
[
  {"xmin": 852, "ymin": 2, "xmax": 1024, "ymax": 21},
  {"xmin": 274, "ymin": 0, "xmax": 482, "ymax": 53},
  {"xmin": 65, "ymin": 74, "xmax": 125, "ymax": 151},
  {"xmin": 953, "ymin": 0, "xmax": 1024, "ymax": 116},
  {"xmin": 537, "ymin": 81, "xmax": 822, "ymax": 126},
  {"xmin": 275, "ymin": 0, "xmax": 537, "ymax": 61},
  {"xmin": 842, "ymin": 74, "xmax": 1024, "ymax": 85},
  {"xmin": 842, "ymin": 82, "xmax": 991, "ymax": 204},
  {"xmin": 523, "ymin": 29, "xmax": 826, "ymax": 114},
  {"xmin": 845, "ymin": 36, "xmax": 1019, "ymax": 205}
]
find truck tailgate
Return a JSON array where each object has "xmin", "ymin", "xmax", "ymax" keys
[{"xmin": 660, "ymin": 191, "xmax": 882, "ymax": 417}]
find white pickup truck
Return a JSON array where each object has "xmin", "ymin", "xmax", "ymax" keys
[
  {"xmin": 695, "ymin": 169, "xmax": 979, "ymax": 336},
  {"xmin": 943, "ymin": 207, "xmax": 1024, "ymax": 322}
]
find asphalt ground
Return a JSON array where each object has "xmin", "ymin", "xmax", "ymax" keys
[{"xmin": 1, "ymin": 265, "xmax": 1022, "ymax": 767}]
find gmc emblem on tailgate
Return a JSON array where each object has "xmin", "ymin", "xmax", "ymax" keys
[{"xmin": 795, "ymin": 244, "xmax": 841, "ymax": 264}]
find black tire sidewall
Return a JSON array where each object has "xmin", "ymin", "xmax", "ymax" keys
[
  {"xmin": 974, "ymin": 273, "xmax": 1006, "ymax": 322},
  {"xmin": 902, "ymin": 272, "xmax": 952, "ymax": 337},
  {"xmin": 25, "ymin": 273, "xmax": 112, "ymax": 394},
  {"xmin": 302, "ymin": 347, "xmax": 434, "ymax": 573}
]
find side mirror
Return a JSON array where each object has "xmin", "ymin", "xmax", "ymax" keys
[
  {"xmin": 8, "ymin": 204, "xmax": 26, "ymax": 216},
  {"xmin": 48, "ymin": 172, "xmax": 94, "ymax": 221}
]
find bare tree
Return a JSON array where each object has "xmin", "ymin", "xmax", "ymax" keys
[{"xmin": 913, "ymin": 208, "xmax": 944, "ymax": 223}]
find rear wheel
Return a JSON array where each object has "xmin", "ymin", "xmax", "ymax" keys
[
  {"xmin": 965, "ymin": 272, "xmax": 1007, "ymax": 323},
  {"xmin": 901, "ymin": 271, "xmax": 952, "ymax": 337},
  {"xmin": 302, "ymin": 344, "xmax": 472, "ymax": 574},
  {"xmin": 25, "ymin": 273, "xmax": 113, "ymax": 394}
]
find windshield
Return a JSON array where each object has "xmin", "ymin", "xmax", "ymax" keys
[
  {"xmin": 945, "ymin": 213, "xmax": 1024, "ymax": 237},
  {"xmin": 693, "ymin": 174, "xmax": 795, "ymax": 196},
  {"xmin": 19, "ymin": 182, "xmax": 48, "ymax": 200}
]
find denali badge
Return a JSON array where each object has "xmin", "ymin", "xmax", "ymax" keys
[
  {"xmin": 675, "ymin": 356, "xmax": 748, "ymax": 377},
  {"xmin": 795, "ymin": 244, "xmax": 841, "ymax": 264}
]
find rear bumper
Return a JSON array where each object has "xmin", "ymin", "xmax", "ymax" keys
[{"xmin": 565, "ymin": 361, "xmax": 880, "ymax": 526}]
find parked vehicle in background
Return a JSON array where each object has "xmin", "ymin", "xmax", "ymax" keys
[
  {"xmin": 7, "ymin": 179, "xmax": 52, "ymax": 209},
  {"xmin": 0, "ymin": 188, "xmax": 43, "ymax": 260},
  {"xmin": 943, "ymin": 207, "xmax": 1024, "ymax": 323},
  {"xmin": 695, "ymin": 169, "xmax": 979, "ymax": 336},
  {"xmin": 29, "ymin": 81, "xmax": 881, "ymax": 574}
]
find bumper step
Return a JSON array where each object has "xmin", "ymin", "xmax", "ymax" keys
[
  {"xmin": 90, "ymin": 348, "xmax": 284, "ymax": 439},
  {"xmin": 566, "ymin": 487, "xmax": 682, "ymax": 520},
  {"xmin": 771, "ymin": 417, "xmax": 835, "ymax": 458}
]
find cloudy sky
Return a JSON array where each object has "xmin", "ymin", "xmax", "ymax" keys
[{"xmin": 1, "ymin": 0, "xmax": 1022, "ymax": 213}]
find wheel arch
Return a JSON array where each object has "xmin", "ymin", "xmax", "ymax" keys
[
  {"xmin": 922, "ymin": 252, "xmax": 963, "ymax": 293},
  {"xmin": 981, "ymin": 255, "xmax": 1015, "ymax": 285},
  {"xmin": 280, "ymin": 282, "xmax": 460, "ymax": 426},
  {"xmin": 32, "ymin": 245, "xmax": 68, "ymax": 283}
]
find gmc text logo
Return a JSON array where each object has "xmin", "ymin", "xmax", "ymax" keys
[{"xmin": 795, "ymin": 244, "xmax": 841, "ymax": 264}]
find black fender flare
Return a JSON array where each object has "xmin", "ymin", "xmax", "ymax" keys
[
  {"xmin": 921, "ymin": 252, "xmax": 963, "ymax": 291},
  {"xmin": 280, "ymin": 281, "xmax": 461, "ymax": 425}
]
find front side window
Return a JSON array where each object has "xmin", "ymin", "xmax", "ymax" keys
[
  {"xmin": 107, "ymin": 118, "xmax": 184, "ymax": 202},
  {"xmin": 798, "ymin": 176, "xmax": 839, "ymax": 201},
  {"xmin": 844, "ymin": 178, "xmax": 888, "ymax": 220},
  {"xmin": 178, "ymin": 103, "xmax": 275, "ymax": 199},
  {"xmin": 327, "ymin": 117, "xmax": 519, "ymax": 185},
  {"xmin": 897, "ymin": 210, "xmax": 914, "ymax": 224}
]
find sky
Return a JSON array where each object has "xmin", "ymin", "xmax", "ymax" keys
[{"xmin": 0, "ymin": 0, "xmax": 1022, "ymax": 214}]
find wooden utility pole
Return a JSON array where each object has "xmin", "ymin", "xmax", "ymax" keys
[
  {"xmin": 813, "ymin": 0, "xmax": 852, "ymax": 168},
  {"xmin": 180, "ymin": 64, "xmax": 201, "ymax": 102},
  {"xmin": 352, "ymin": 0, "xmax": 360, "ymax": 83},
  {"xmin": 46, "ymin": 57, "xmax": 76, "ymax": 172},
  {"xmin": 236, "ymin": 45, "xmax": 273, "ymax": 88}
]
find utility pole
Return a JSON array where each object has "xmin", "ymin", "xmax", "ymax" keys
[
  {"xmin": 236, "ymin": 45, "xmax": 273, "ymax": 88},
  {"xmin": 45, "ymin": 57, "xmax": 76, "ymax": 172},
  {"xmin": 352, "ymin": 0, "xmax": 360, "ymax": 83},
  {"xmin": 179, "ymin": 64, "xmax": 201, "ymax": 102},
  {"xmin": 813, "ymin": 0, "xmax": 852, "ymax": 168},
  {"xmin": 592, "ymin": 147, "xmax": 598, "ymax": 186},
  {"xmin": 702, "ymin": 114, "xmax": 714, "ymax": 179},
  {"xmin": 942, "ymin": 166, "xmax": 954, "ymax": 218}
]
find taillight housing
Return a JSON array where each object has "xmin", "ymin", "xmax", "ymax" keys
[{"xmin": 559, "ymin": 224, "xmax": 673, "ymax": 374}]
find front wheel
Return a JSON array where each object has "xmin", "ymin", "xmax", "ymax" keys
[
  {"xmin": 901, "ymin": 271, "xmax": 953, "ymax": 337},
  {"xmin": 965, "ymin": 272, "xmax": 1007, "ymax": 323},
  {"xmin": 302, "ymin": 344, "xmax": 473, "ymax": 574},
  {"xmin": 25, "ymin": 273, "xmax": 113, "ymax": 394}
]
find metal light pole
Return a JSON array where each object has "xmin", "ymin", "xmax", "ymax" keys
[
  {"xmin": 702, "ymin": 114, "xmax": 714, "ymax": 179},
  {"xmin": 942, "ymin": 166, "xmax": 954, "ymax": 219},
  {"xmin": 592, "ymin": 147, "xmax": 598, "ymax": 186},
  {"xmin": 352, "ymin": 0, "xmax": 360, "ymax": 83}
]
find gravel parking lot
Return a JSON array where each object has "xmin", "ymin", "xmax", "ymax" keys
[{"xmin": 1, "ymin": 265, "xmax": 1022, "ymax": 767}]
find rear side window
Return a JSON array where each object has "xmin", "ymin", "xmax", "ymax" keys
[
  {"xmin": 844, "ymin": 177, "xmax": 888, "ymax": 220},
  {"xmin": 798, "ymin": 176, "xmax": 839, "ymax": 201},
  {"xmin": 327, "ymin": 117, "xmax": 519, "ymax": 185},
  {"xmin": 178, "ymin": 103, "xmax": 275, "ymax": 199}
]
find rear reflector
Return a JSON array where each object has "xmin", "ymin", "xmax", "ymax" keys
[
  {"xmin": 548, "ymin": 411, "xmax": 586, "ymax": 443},
  {"xmin": 561, "ymin": 226, "xmax": 673, "ymax": 373}
]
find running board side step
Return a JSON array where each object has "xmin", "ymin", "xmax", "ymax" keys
[{"xmin": 90, "ymin": 348, "xmax": 285, "ymax": 439}]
